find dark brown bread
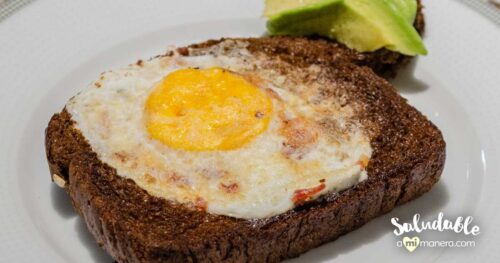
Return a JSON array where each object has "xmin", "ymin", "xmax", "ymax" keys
[{"xmin": 45, "ymin": 35, "xmax": 444, "ymax": 262}]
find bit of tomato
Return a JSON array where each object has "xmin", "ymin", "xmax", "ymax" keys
[
  {"xmin": 220, "ymin": 182, "xmax": 239, "ymax": 194},
  {"xmin": 357, "ymin": 154, "xmax": 369, "ymax": 169},
  {"xmin": 194, "ymin": 197, "xmax": 207, "ymax": 211},
  {"xmin": 292, "ymin": 183, "xmax": 326, "ymax": 205}
]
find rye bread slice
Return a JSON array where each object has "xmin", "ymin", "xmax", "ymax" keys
[{"xmin": 45, "ymin": 35, "xmax": 444, "ymax": 262}]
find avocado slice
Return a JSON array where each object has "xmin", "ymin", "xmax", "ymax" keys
[
  {"xmin": 265, "ymin": 0, "xmax": 427, "ymax": 56},
  {"xmin": 391, "ymin": 0, "xmax": 418, "ymax": 24},
  {"xmin": 264, "ymin": 0, "xmax": 338, "ymax": 17}
]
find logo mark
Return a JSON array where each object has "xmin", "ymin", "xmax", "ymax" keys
[
  {"xmin": 402, "ymin": 236, "xmax": 420, "ymax": 252},
  {"xmin": 392, "ymin": 212, "xmax": 480, "ymax": 251}
]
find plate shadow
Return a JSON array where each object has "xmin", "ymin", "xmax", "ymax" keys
[
  {"xmin": 51, "ymin": 184, "xmax": 113, "ymax": 262},
  {"xmin": 391, "ymin": 58, "xmax": 429, "ymax": 94},
  {"xmin": 50, "ymin": 184, "xmax": 77, "ymax": 219},
  {"xmin": 75, "ymin": 218, "xmax": 115, "ymax": 263}
]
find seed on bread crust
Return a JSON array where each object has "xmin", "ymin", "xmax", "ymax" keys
[{"xmin": 52, "ymin": 173, "xmax": 66, "ymax": 188}]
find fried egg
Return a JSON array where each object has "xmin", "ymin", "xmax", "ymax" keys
[{"xmin": 66, "ymin": 42, "xmax": 372, "ymax": 219}]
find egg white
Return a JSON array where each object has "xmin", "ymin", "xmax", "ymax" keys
[{"xmin": 66, "ymin": 44, "xmax": 372, "ymax": 219}]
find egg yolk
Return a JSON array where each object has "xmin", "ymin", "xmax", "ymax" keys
[{"xmin": 144, "ymin": 67, "xmax": 273, "ymax": 151}]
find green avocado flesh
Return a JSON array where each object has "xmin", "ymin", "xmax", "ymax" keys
[{"xmin": 265, "ymin": 0, "xmax": 427, "ymax": 56}]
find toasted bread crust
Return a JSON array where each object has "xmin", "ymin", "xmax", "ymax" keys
[{"xmin": 46, "ymin": 36, "xmax": 444, "ymax": 262}]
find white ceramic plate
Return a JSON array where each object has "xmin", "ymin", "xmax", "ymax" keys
[{"xmin": 1, "ymin": 0, "xmax": 499, "ymax": 262}]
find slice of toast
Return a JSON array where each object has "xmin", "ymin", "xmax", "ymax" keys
[{"xmin": 45, "ymin": 36, "xmax": 444, "ymax": 262}]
